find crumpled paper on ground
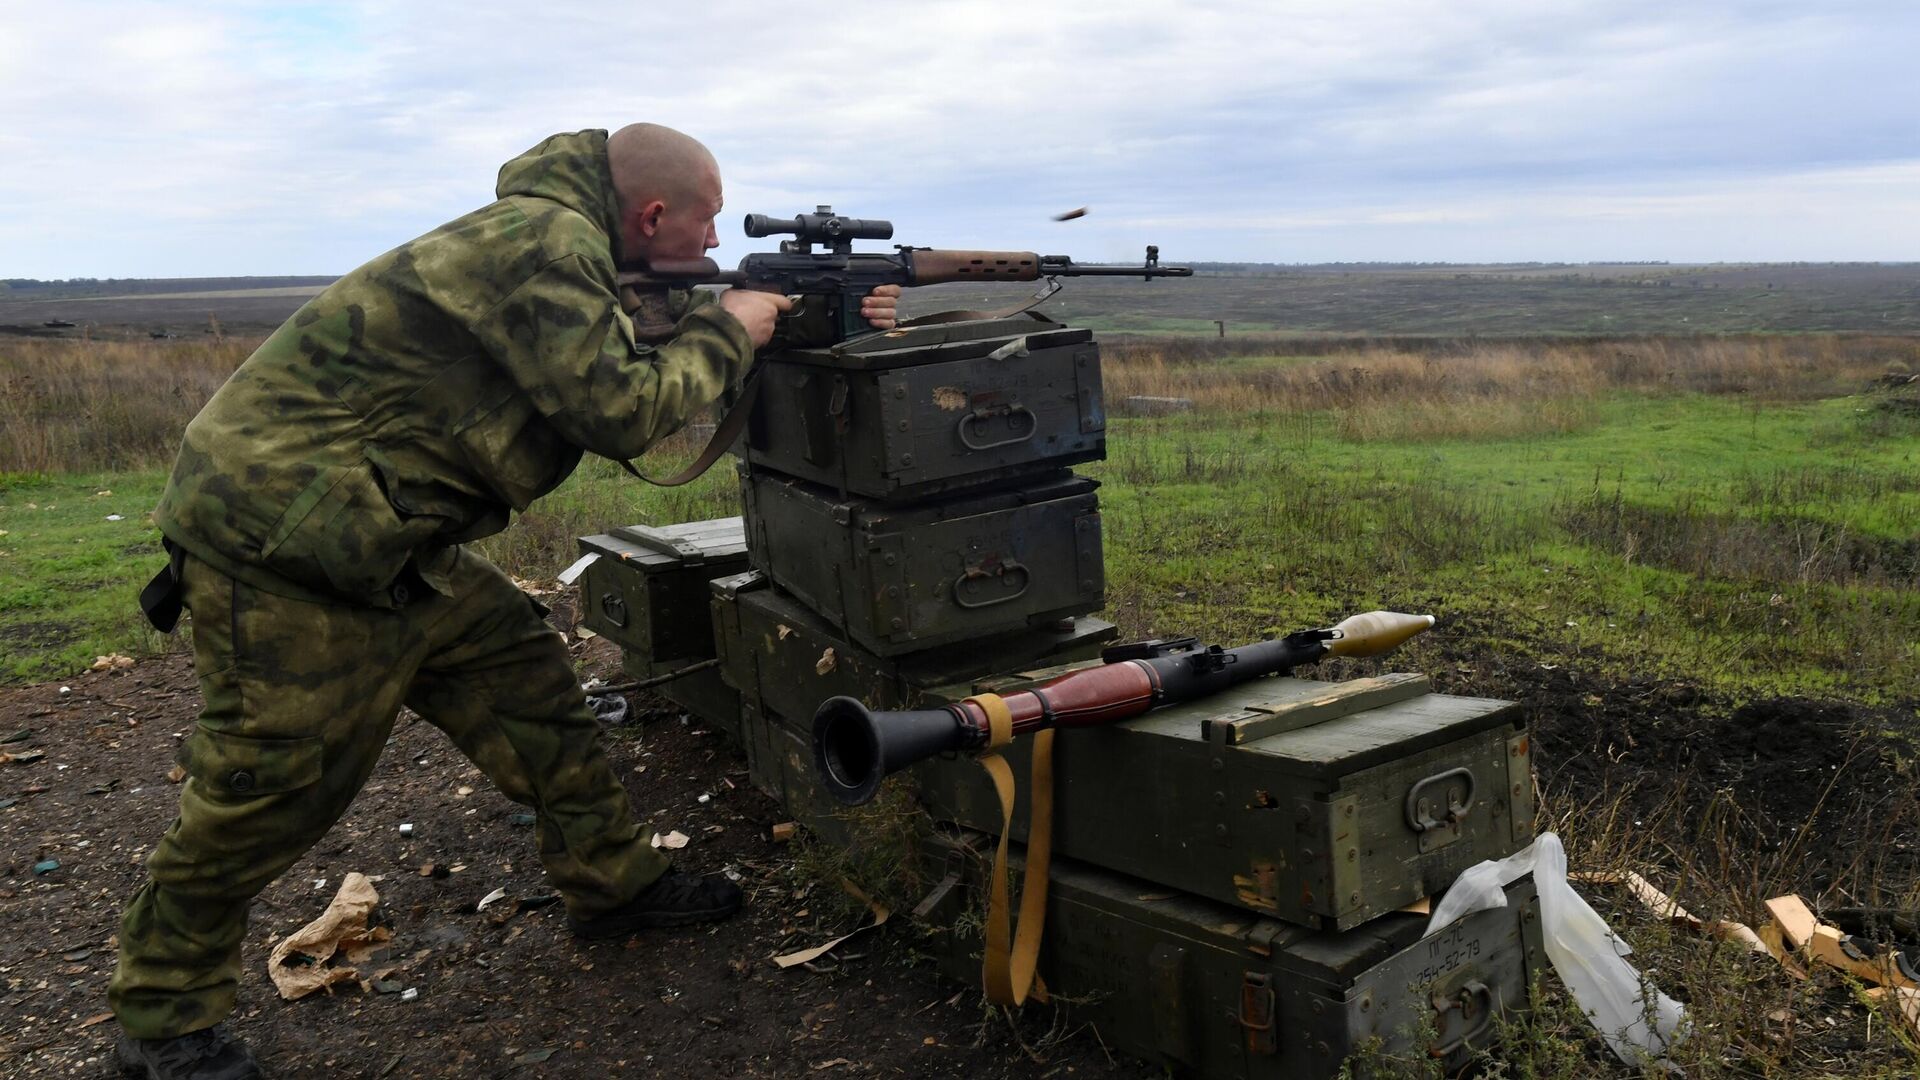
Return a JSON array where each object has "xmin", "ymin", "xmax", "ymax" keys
[
  {"xmin": 268, "ymin": 872, "xmax": 392, "ymax": 1000},
  {"xmin": 772, "ymin": 881, "xmax": 890, "ymax": 969}
]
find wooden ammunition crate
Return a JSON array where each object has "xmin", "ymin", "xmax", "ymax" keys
[
  {"xmin": 576, "ymin": 518, "xmax": 748, "ymax": 662},
  {"xmin": 709, "ymin": 570, "xmax": 1116, "ymax": 725},
  {"xmin": 712, "ymin": 577, "xmax": 1533, "ymax": 931},
  {"xmin": 739, "ymin": 470, "xmax": 1104, "ymax": 657},
  {"xmin": 741, "ymin": 719, "xmax": 1543, "ymax": 1080},
  {"xmin": 926, "ymin": 836, "xmax": 1545, "ymax": 1079},
  {"xmin": 744, "ymin": 316, "xmax": 1104, "ymax": 499},
  {"xmin": 576, "ymin": 519, "xmax": 750, "ymax": 731}
]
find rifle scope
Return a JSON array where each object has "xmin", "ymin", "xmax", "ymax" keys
[{"xmin": 744, "ymin": 206, "xmax": 893, "ymax": 244}]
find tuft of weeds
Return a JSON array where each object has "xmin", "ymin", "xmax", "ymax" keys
[{"xmin": 782, "ymin": 780, "xmax": 937, "ymax": 926}]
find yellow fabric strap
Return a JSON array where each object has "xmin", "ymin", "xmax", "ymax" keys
[{"xmin": 964, "ymin": 694, "xmax": 1054, "ymax": 1007}]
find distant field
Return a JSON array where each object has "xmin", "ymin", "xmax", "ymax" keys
[
  {"xmin": 909, "ymin": 261, "xmax": 1920, "ymax": 336},
  {"xmin": 6, "ymin": 263, "xmax": 1920, "ymax": 339},
  {"xmin": 17, "ymin": 285, "xmax": 327, "ymax": 301},
  {"xmin": 5, "ymin": 310, "xmax": 1918, "ymax": 1075}
]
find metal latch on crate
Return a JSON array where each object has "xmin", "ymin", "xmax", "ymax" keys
[
  {"xmin": 1428, "ymin": 979, "xmax": 1497, "ymax": 1058},
  {"xmin": 1405, "ymin": 766, "xmax": 1477, "ymax": 852},
  {"xmin": 1237, "ymin": 972, "xmax": 1278, "ymax": 1055}
]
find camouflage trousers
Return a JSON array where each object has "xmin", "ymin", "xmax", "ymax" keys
[{"xmin": 109, "ymin": 549, "xmax": 666, "ymax": 1039}]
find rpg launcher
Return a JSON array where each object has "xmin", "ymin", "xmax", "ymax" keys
[
  {"xmin": 812, "ymin": 611, "xmax": 1436, "ymax": 806},
  {"xmin": 617, "ymin": 206, "xmax": 1192, "ymax": 346}
]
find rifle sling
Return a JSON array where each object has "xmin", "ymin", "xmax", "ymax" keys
[
  {"xmin": 615, "ymin": 365, "xmax": 764, "ymax": 487},
  {"xmin": 967, "ymin": 692, "xmax": 1054, "ymax": 1007},
  {"xmin": 896, "ymin": 291, "xmax": 1059, "ymax": 328}
]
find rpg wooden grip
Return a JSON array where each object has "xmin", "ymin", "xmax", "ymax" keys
[
  {"xmin": 909, "ymin": 250, "xmax": 1045, "ymax": 285},
  {"xmin": 962, "ymin": 660, "xmax": 1159, "ymax": 737}
]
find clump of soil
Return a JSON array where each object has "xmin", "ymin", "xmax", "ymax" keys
[{"xmin": 1484, "ymin": 658, "xmax": 1919, "ymax": 901}]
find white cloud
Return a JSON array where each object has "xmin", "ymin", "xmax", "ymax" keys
[{"xmin": 2, "ymin": 1, "xmax": 1916, "ymax": 274}]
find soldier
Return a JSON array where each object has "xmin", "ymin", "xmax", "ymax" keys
[{"xmin": 110, "ymin": 123, "xmax": 901, "ymax": 1080}]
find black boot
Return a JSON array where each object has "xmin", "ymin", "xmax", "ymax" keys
[
  {"xmin": 568, "ymin": 868, "xmax": 743, "ymax": 938},
  {"xmin": 117, "ymin": 1023, "xmax": 263, "ymax": 1079}
]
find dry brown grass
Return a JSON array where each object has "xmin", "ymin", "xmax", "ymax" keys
[
  {"xmin": 1103, "ymin": 335, "xmax": 1919, "ymax": 440},
  {"xmin": 4, "ymin": 332, "xmax": 1913, "ymax": 473},
  {"xmin": 1, "ymin": 336, "xmax": 257, "ymax": 473}
]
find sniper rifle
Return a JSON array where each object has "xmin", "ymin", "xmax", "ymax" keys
[{"xmin": 618, "ymin": 206, "xmax": 1192, "ymax": 347}]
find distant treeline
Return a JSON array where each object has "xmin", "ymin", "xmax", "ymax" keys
[
  {"xmin": 0, "ymin": 276, "xmax": 337, "ymax": 298},
  {"xmin": 1185, "ymin": 260, "xmax": 1678, "ymax": 273}
]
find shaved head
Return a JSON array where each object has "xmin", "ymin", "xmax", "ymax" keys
[
  {"xmin": 606, "ymin": 123, "xmax": 723, "ymax": 264},
  {"xmin": 608, "ymin": 123, "xmax": 718, "ymax": 214}
]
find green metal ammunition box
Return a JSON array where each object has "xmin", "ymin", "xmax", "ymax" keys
[
  {"xmin": 739, "ymin": 470, "xmax": 1105, "ymax": 657},
  {"xmin": 709, "ymin": 570, "xmax": 1117, "ymax": 724},
  {"xmin": 744, "ymin": 317, "xmax": 1105, "ymax": 499},
  {"xmin": 576, "ymin": 518, "xmax": 748, "ymax": 663}
]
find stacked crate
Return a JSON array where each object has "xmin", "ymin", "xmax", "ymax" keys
[{"xmin": 576, "ymin": 313, "xmax": 1544, "ymax": 1079}]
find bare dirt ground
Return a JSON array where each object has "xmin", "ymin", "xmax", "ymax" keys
[
  {"xmin": 0, "ymin": 634, "xmax": 1147, "ymax": 1079},
  {"xmin": 3, "ymin": 610, "xmax": 1916, "ymax": 1078}
]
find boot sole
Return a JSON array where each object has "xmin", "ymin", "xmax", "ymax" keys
[
  {"xmin": 569, "ymin": 901, "xmax": 742, "ymax": 939},
  {"xmin": 116, "ymin": 1033, "xmax": 264, "ymax": 1079}
]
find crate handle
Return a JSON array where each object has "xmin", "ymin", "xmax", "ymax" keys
[
  {"xmin": 952, "ymin": 560, "xmax": 1031, "ymax": 608},
  {"xmin": 1404, "ymin": 767, "xmax": 1476, "ymax": 833},
  {"xmin": 597, "ymin": 591, "xmax": 629, "ymax": 628},
  {"xmin": 1237, "ymin": 972, "xmax": 1278, "ymax": 1055},
  {"xmin": 1428, "ymin": 980, "xmax": 1496, "ymax": 1058},
  {"xmin": 957, "ymin": 404, "xmax": 1038, "ymax": 451}
]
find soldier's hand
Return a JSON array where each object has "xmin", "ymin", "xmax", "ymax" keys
[
  {"xmin": 861, "ymin": 284, "xmax": 902, "ymax": 330},
  {"xmin": 718, "ymin": 288, "xmax": 795, "ymax": 348}
]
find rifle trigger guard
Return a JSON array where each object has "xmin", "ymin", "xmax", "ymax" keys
[{"xmin": 957, "ymin": 405, "xmax": 1037, "ymax": 451}]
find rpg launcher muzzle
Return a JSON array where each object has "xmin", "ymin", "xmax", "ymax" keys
[{"xmin": 811, "ymin": 610, "xmax": 1435, "ymax": 805}]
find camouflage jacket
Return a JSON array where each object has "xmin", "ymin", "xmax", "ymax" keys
[{"xmin": 155, "ymin": 129, "xmax": 753, "ymax": 607}]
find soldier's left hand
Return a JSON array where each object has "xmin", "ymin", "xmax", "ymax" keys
[{"xmin": 861, "ymin": 285, "xmax": 901, "ymax": 330}]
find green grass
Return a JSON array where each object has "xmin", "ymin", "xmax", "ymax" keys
[
  {"xmin": 1090, "ymin": 392, "xmax": 1919, "ymax": 702},
  {"xmin": 3, "ymin": 392, "xmax": 1916, "ymax": 702},
  {"xmin": 0, "ymin": 440, "xmax": 747, "ymax": 683},
  {"xmin": 0, "ymin": 469, "xmax": 173, "ymax": 681}
]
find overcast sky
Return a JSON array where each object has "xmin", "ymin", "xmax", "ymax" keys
[{"xmin": 4, "ymin": 1, "xmax": 1916, "ymax": 277}]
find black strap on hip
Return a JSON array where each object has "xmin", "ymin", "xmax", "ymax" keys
[{"xmin": 138, "ymin": 538, "xmax": 189, "ymax": 634}]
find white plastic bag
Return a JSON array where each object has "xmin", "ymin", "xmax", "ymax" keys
[{"xmin": 1425, "ymin": 832, "xmax": 1687, "ymax": 1065}]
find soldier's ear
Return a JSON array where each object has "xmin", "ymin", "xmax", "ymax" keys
[{"xmin": 636, "ymin": 199, "xmax": 668, "ymax": 238}]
